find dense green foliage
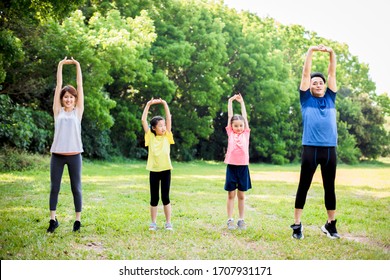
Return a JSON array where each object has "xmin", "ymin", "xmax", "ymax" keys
[{"xmin": 1, "ymin": 0, "xmax": 389, "ymax": 164}]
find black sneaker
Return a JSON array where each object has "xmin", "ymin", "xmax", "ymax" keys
[
  {"xmin": 73, "ymin": 220, "xmax": 81, "ymax": 232},
  {"xmin": 290, "ymin": 223, "xmax": 304, "ymax": 239},
  {"xmin": 321, "ymin": 220, "xmax": 340, "ymax": 239},
  {"xmin": 47, "ymin": 218, "xmax": 59, "ymax": 233}
]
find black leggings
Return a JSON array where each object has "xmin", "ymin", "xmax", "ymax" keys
[
  {"xmin": 149, "ymin": 170, "xmax": 171, "ymax": 207},
  {"xmin": 294, "ymin": 146, "xmax": 337, "ymax": 210},
  {"xmin": 50, "ymin": 153, "xmax": 82, "ymax": 212}
]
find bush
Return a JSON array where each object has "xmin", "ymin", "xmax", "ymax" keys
[
  {"xmin": 0, "ymin": 146, "xmax": 49, "ymax": 172},
  {"xmin": 271, "ymin": 153, "xmax": 288, "ymax": 165},
  {"xmin": 0, "ymin": 95, "xmax": 52, "ymax": 153},
  {"xmin": 82, "ymin": 122, "xmax": 114, "ymax": 160},
  {"xmin": 337, "ymin": 121, "xmax": 361, "ymax": 164}
]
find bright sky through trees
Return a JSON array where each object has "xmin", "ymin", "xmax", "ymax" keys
[{"xmin": 224, "ymin": 0, "xmax": 390, "ymax": 94}]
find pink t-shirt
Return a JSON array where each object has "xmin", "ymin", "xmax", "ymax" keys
[{"xmin": 224, "ymin": 126, "xmax": 250, "ymax": 165}]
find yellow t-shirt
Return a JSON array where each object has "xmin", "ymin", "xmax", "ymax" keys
[{"xmin": 145, "ymin": 130, "xmax": 174, "ymax": 171}]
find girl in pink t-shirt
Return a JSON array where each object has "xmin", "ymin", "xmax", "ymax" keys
[{"xmin": 224, "ymin": 93, "xmax": 252, "ymax": 230}]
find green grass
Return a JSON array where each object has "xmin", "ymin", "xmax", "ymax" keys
[{"xmin": 0, "ymin": 159, "xmax": 389, "ymax": 260}]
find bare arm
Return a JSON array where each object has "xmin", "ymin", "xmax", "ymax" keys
[
  {"xmin": 141, "ymin": 99, "xmax": 153, "ymax": 133},
  {"xmin": 300, "ymin": 45, "xmax": 337, "ymax": 92},
  {"xmin": 72, "ymin": 58, "xmax": 84, "ymax": 119},
  {"xmin": 142, "ymin": 98, "xmax": 172, "ymax": 133},
  {"xmin": 326, "ymin": 47, "xmax": 337, "ymax": 92},
  {"xmin": 161, "ymin": 99, "xmax": 172, "ymax": 132},
  {"xmin": 53, "ymin": 57, "xmax": 67, "ymax": 117},
  {"xmin": 236, "ymin": 93, "xmax": 249, "ymax": 129},
  {"xmin": 227, "ymin": 95, "xmax": 235, "ymax": 127},
  {"xmin": 299, "ymin": 46, "xmax": 315, "ymax": 91}
]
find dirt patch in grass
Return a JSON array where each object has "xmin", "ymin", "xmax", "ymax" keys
[
  {"xmin": 86, "ymin": 242, "xmax": 104, "ymax": 252},
  {"xmin": 343, "ymin": 234, "xmax": 389, "ymax": 252},
  {"xmin": 84, "ymin": 242, "xmax": 106, "ymax": 259}
]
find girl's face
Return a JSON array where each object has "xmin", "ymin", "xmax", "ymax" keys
[
  {"xmin": 153, "ymin": 119, "xmax": 166, "ymax": 135},
  {"xmin": 231, "ymin": 119, "xmax": 245, "ymax": 134},
  {"xmin": 62, "ymin": 92, "xmax": 76, "ymax": 109}
]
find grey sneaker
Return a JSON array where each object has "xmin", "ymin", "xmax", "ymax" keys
[
  {"xmin": 227, "ymin": 218, "xmax": 236, "ymax": 230},
  {"xmin": 165, "ymin": 222, "xmax": 173, "ymax": 230},
  {"xmin": 237, "ymin": 219, "xmax": 247, "ymax": 230},
  {"xmin": 290, "ymin": 223, "xmax": 304, "ymax": 239},
  {"xmin": 321, "ymin": 220, "xmax": 340, "ymax": 239},
  {"xmin": 149, "ymin": 222, "xmax": 157, "ymax": 231}
]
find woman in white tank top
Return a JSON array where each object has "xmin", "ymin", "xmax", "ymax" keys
[{"xmin": 47, "ymin": 57, "xmax": 84, "ymax": 233}]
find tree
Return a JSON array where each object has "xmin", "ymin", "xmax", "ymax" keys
[
  {"xmin": 355, "ymin": 94, "xmax": 389, "ymax": 159},
  {"xmin": 143, "ymin": 0, "xmax": 230, "ymax": 161},
  {"xmin": 375, "ymin": 93, "xmax": 390, "ymax": 116},
  {"xmin": 0, "ymin": 0, "xmax": 83, "ymax": 85},
  {"xmin": 339, "ymin": 94, "xmax": 389, "ymax": 159},
  {"xmin": 1, "ymin": 0, "xmax": 387, "ymax": 163}
]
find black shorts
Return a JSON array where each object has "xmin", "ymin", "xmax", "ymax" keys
[{"xmin": 224, "ymin": 164, "xmax": 252, "ymax": 192}]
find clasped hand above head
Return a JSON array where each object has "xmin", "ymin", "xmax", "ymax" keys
[
  {"xmin": 229, "ymin": 93, "xmax": 244, "ymax": 102},
  {"xmin": 311, "ymin": 44, "xmax": 332, "ymax": 53},
  {"xmin": 148, "ymin": 98, "xmax": 165, "ymax": 105},
  {"xmin": 59, "ymin": 56, "xmax": 80, "ymax": 65}
]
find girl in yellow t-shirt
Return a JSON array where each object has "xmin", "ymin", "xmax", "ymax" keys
[{"xmin": 141, "ymin": 98, "xmax": 174, "ymax": 231}]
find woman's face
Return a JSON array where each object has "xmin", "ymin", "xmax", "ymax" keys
[{"xmin": 62, "ymin": 92, "xmax": 76, "ymax": 109}]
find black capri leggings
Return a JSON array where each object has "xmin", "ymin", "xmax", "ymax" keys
[
  {"xmin": 149, "ymin": 170, "xmax": 171, "ymax": 207},
  {"xmin": 50, "ymin": 153, "xmax": 82, "ymax": 212},
  {"xmin": 294, "ymin": 146, "xmax": 337, "ymax": 210}
]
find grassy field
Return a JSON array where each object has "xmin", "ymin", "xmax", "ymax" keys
[{"xmin": 0, "ymin": 158, "xmax": 389, "ymax": 260}]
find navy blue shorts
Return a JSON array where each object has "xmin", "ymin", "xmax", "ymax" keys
[{"xmin": 224, "ymin": 164, "xmax": 252, "ymax": 192}]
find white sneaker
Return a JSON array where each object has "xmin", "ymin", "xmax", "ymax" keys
[
  {"xmin": 227, "ymin": 218, "xmax": 236, "ymax": 230},
  {"xmin": 165, "ymin": 222, "xmax": 173, "ymax": 230},
  {"xmin": 149, "ymin": 222, "xmax": 157, "ymax": 231}
]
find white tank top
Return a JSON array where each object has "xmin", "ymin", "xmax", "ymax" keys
[{"xmin": 50, "ymin": 108, "xmax": 83, "ymax": 153}]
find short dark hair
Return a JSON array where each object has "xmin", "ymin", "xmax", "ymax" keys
[
  {"xmin": 150, "ymin": 116, "xmax": 165, "ymax": 135},
  {"xmin": 310, "ymin": 72, "xmax": 326, "ymax": 83}
]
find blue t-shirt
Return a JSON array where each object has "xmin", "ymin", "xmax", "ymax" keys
[{"xmin": 300, "ymin": 88, "xmax": 337, "ymax": 147}]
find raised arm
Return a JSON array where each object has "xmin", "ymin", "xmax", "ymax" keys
[
  {"xmin": 142, "ymin": 98, "xmax": 171, "ymax": 133},
  {"xmin": 53, "ymin": 57, "xmax": 67, "ymax": 117},
  {"xmin": 299, "ymin": 46, "xmax": 316, "ymax": 91},
  {"xmin": 227, "ymin": 95, "xmax": 235, "ymax": 127},
  {"xmin": 141, "ymin": 99, "xmax": 153, "ymax": 133},
  {"xmin": 236, "ymin": 93, "xmax": 249, "ymax": 129},
  {"xmin": 326, "ymin": 47, "xmax": 337, "ymax": 92},
  {"xmin": 72, "ymin": 58, "xmax": 84, "ymax": 119},
  {"xmin": 300, "ymin": 45, "xmax": 337, "ymax": 92},
  {"xmin": 161, "ymin": 99, "xmax": 172, "ymax": 132}
]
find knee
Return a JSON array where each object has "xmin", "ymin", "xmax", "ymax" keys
[
  {"xmin": 50, "ymin": 185, "xmax": 60, "ymax": 195},
  {"xmin": 162, "ymin": 195, "xmax": 170, "ymax": 206},
  {"xmin": 228, "ymin": 191, "xmax": 236, "ymax": 200},
  {"xmin": 150, "ymin": 197, "xmax": 159, "ymax": 207},
  {"xmin": 71, "ymin": 184, "xmax": 82, "ymax": 196},
  {"xmin": 237, "ymin": 191, "xmax": 245, "ymax": 201}
]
